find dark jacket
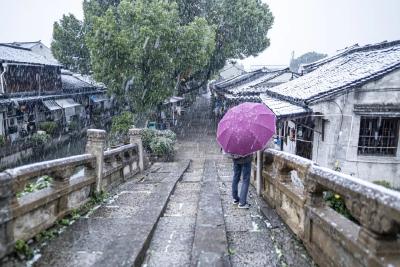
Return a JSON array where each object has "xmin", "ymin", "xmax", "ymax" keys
[{"xmin": 233, "ymin": 155, "xmax": 253, "ymax": 164}]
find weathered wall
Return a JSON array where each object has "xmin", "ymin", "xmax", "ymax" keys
[
  {"xmin": 311, "ymin": 69, "xmax": 400, "ymax": 188},
  {"xmin": 3, "ymin": 65, "xmax": 62, "ymax": 94},
  {"xmin": 253, "ymin": 149, "xmax": 400, "ymax": 267}
]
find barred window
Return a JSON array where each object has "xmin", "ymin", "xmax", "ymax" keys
[{"xmin": 358, "ymin": 117, "xmax": 399, "ymax": 156}]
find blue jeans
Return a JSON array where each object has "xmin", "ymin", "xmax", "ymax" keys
[{"xmin": 232, "ymin": 161, "xmax": 251, "ymax": 205}]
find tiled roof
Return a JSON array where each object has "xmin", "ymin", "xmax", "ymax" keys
[
  {"xmin": 226, "ymin": 69, "xmax": 298, "ymax": 95},
  {"xmin": 0, "ymin": 44, "xmax": 60, "ymax": 66},
  {"xmin": 213, "ymin": 68, "xmax": 269, "ymax": 90},
  {"xmin": 9, "ymin": 41, "xmax": 41, "ymax": 49},
  {"xmin": 62, "ymin": 74, "xmax": 94, "ymax": 90},
  {"xmin": 223, "ymin": 93, "xmax": 261, "ymax": 103},
  {"xmin": 260, "ymin": 95, "xmax": 310, "ymax": 118},
  {"xmin": 263, "ymin": 40, "xmax": 400, "ymax": 104}
]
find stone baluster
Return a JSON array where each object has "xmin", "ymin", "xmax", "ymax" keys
[
  {"xmin": 129, "ymin": 128, "xmax": 144, "ymax": 172},
  {"xmin": 0, "ymin": 173, "xmax": 13, "ymax": 258},
  {"xmin": 52, "ymin": 166, "xmax": 76, "ymax": 216},
  {"xmin": 275, "ymin": 160, "xmax": 292, "ymax": 183},
  {"xmin": 256, "ymin": 151, "xmax": 263, "ymax": 196},
  {"xmin": 85, "ymin": 129, "xmax": 106, "ymax": 193}
]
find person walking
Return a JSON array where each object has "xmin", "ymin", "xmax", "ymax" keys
[
  {"xmin": 231, "ymin": 154, "xmax": 253, "ymax": 208},
  {"xmin": 216, "ymin": 102, "xmax": 276, "ymax": 209}
]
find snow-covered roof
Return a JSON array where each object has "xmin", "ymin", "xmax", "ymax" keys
[
  {"xmin": 62, "ymin": 74, "xmax": 94, "ymax": 90},
  {"xmin": 260, "ymin": 95, "xmax": 310, "ymax": 118},
  {"xmin": 8, "ymin": 41, "xmax": 42, "ymax": 50},
  {"xmin": 61, "ymin": 69, "xmax": 106, "ymax": 90},
  {"xmin": 73, "ymin": 74, "xmax": 106, "ymax": 89},
  {"xmin": 0, "ymin": 44, "xmax": 61, "ymax": 66},
  {"xmin": 213, "ymin": 68, "xmax": 270, "ymax": 90},
  {"xmin": 263, "ymin": 40, "xmax": 400, "ymax": 104},
  {"xmin": 226, "ymin": 69, "xmax": 298, "ymax": 95},
  {"xmin": 223, "ymin": 94, "xmax": 261, "ymax": 103}
]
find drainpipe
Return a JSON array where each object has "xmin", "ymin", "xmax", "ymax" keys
[{"xmin": 0, "ymin": 63, "xmax": 8, "ymax": 94}]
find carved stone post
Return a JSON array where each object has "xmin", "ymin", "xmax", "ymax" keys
[
  {"xmin": 129, "ymin": 128, "xmax": 144, "ymax": 172},
  {"xmin": 256, "ymin": 151, "xmax": 263, "ymax": 196},
  {"xmin": 85, "ymin": 129, "xmax": 106, "ymax": 193},
  {"xmin": 0, "ymin": 173, "xmax": 13, "ymax": 258}
]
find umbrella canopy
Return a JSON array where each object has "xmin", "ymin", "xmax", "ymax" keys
[{"xmin": 217, "ymin": 102, "xmax": 276, "ymax": 156}]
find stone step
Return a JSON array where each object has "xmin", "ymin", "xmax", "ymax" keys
[{"xmin": 34, "ymin": 161, "xmax": 190, "ymax": 267}]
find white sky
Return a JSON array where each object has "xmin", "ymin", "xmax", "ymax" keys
[
  {"xmin": 0, "ymin": 0, "xmax": 399, "ymax": 69},
  {"xmin": 241, "ymin": 0, "xmax": 400, "ymax": 69}
]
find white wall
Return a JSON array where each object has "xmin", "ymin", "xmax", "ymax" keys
[
  {"xmin": 31, "ymin": 43, "xmax": 58, "ymax": 63},
  {"xmin": 311, "ymin": 69, "xmax": 400, "ymax": 188}
]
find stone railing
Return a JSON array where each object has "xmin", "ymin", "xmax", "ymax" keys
[
  {"xmin": 252, "ymin": 149, "xmax": 400, "ymax": 267},
  {"xmin": 0, "ymin": 128, "xmax": 145, "ymax": 259}
]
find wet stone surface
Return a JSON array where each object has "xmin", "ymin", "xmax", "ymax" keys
[
  {"xmin": 145, "ymin": 95, "xmax": 315, "ymax": 267},
  {"xmin": 31, "ymin": 161, "xmax": 189, "ymax": 267}
]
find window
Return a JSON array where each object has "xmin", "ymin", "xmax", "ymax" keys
[{"xmin": 358, "ymin": 117, "xmax": 399, "ymax": 156}]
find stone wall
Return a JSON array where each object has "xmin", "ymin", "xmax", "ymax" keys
[
  {"xmin": 252, "ymin": 149, "xmax": 400, "ymax": 267},
  {"xmin": 0, "ymin": 128, "xmax": 145, "ymax": 259}
]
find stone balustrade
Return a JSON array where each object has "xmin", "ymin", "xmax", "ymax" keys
[
  {"xmin": 252, "ymin": 149, "xmax": 400, "ymax": 267},
  {"xmin": 0, "ymin": 128, "xmax": 145, "ymax": 259}
]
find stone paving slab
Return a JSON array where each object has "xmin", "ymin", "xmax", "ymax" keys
[
  {"xmin": 191, "ymin": 160, "xmax": 230, "ymax": 267},
  {"xmin": 143, "ymin": 162, "xmax": 200, "ymax": 267},
  {"xmin": 34, "ymin": 161, "xmax": 190, "ymax": 267}
]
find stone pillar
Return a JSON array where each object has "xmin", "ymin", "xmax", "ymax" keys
[
  {"xmin": 0, "ymin": 172, "xmax": 13, "ymax": 258},
  {"xmin": 85, "ymin": 129, "xmax": 106, "ymax": 193},
  {"xmin": 129, "ymin": 128, "xmax": 144, "ymax": 172},
  {"xmin": 256, "ymin": 151, "xmax": 262, "ymax": 196}
]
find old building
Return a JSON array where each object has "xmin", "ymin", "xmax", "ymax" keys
[
  {"xmin": 259, "ymin": 40, "xmax": 400, "ymax": 188},
  {"xmin": 218, "ymin": 60, "xmax": 246, "ymax": 80},
  {"xmin": 210, "ymin": 68, "xmax": 299, "ymax": 119},
  {"xmin": 7, "ymin": 41, "xmax": 58, "ymax": 64},
  {"xmin": 0, "ymin": 44, "xmax": 107, "ymax": 142}
]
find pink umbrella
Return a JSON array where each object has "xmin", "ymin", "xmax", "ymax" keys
[{"xmin": 217, "ymin": 102, "xmax": 276, "ymax": 156}]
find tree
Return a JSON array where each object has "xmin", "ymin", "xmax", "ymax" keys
[
  {"xmin": 290, "ymin": 51, "xmax": 327, "ymax": 73},
  {"xmin": 55, "ymin": 0, "xmax": 273, "ymax": 113},
  {"xmin": 176, "ymin": 0, "xmax": 274, "ymax": 93},
  {"xmin": 85, "ymin": 0, "xmax": 215, "ymax": 112},
  {"xmin": 51, "ymin": 14, "xmax": 91, "ymax": 74}
]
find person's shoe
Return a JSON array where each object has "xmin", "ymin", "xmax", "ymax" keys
[
  {"xmin": 232, "ymin": 199, "xmax": 239, "ymax": 205},
  {"xmin": 238, "ymin": 203, "xmax": 251, "ymax": 209}
]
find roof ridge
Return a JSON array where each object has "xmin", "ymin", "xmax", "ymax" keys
[
  {"xmin": 303, "ymin": 40, "xmax": 400, "ymax": 71},
  {"xmin": 0, "ymin": 43, "xmax": 31, "ymax": 51}
]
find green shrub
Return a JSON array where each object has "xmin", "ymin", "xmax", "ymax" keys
[
  {"xmin": 141, "ymin": 128, "xmax": 157, "ymax": 151},
  {"xmin": 150, "ymin": 136, "xmax": 174, "ymax": 157},
  {"xmin": 15, "ymin": 240, "xmax": 33, "ymax": 259},
  {"xmin": 162, "ymin": 129, "xmax": 176, "ymax": 141},
  {"xmin": 30, "ymin": 132, "xmax": 50, "ymax": 145},
  {"xmin": 142, "ymin": 128, "xmax": 177, "ymax": 155},
  {"xmin": 373, "ymin": 180, "xmax": 392, "ymax": 189},
  {"xmin": 110, "ymin": 112, "xmax": 135, "ymax": 145},
  {"xmin": 0, "ymin": 135, "xmax": 5, "ymax": 146},
  {"xmin": 111, "ymin": 111, "xmax": 135, "ymax": 136},
  {"xmin": 38, "ymin": 121, "xmax": 58, "ymax": 135},
  {"xmin": 17, "ymin": 175, "xmax": 53, "ymax": 198},
  {"xmin": 324, "ymin": 191, "xmax": 357, "ymax": 223}
]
